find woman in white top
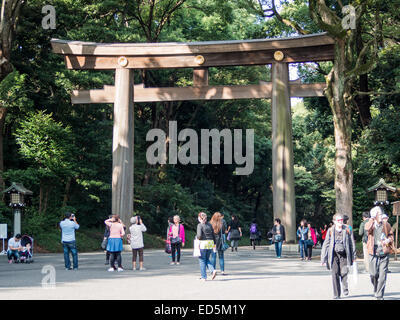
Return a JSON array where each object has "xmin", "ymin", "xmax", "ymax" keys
[{"xmin": 129, "ymin": 216, "xmax": 147, "ymax": 270}]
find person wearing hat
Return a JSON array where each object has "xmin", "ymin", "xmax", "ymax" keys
[
  {"xmin": 129, "ymin": 215, "xmax": 147, "ymax": 271},
  {"xmin": 365, "ymin": 206, "xmax": 394, "ymax": 300}
]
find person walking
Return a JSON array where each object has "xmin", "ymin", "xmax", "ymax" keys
[
  {"xmin": 359, "ymin": 211, "xmax": 370, "ymax": 273},
  {"xmin": 321, "ymin": 213, "xmax": 356, "ymax": 299},
  {"xmin": 210, "ymin": 212, "xmax": 227, "ymax": 275},
  {"xmin": 320, "ymin": 225, "xmax": 328, "ymax": 246},
  {"xmin": 306, "ymin": 223, "xmax": 317, "ymax": 260},
  {"xmin": 296, "ymin": 219, "xmax": 308, "ymax": 261},
  {"xmin": 365, "ymin": 206, "xmax": 394, "ymax": 300},
  {"xmin": 168, "ymin": 215, "xmax": 185, "ymax": 265},
  {"xmin": 227, "ymin": 215, "xmax": 242, "ymax": 252},
  {"xmin": 105, "ymin": 214, "xmax": 125, "ymax": 272},
  {"xmin": 129, "ymin": 216, "xmax": 147, "ymax": 271},
  {"xmin": 196, "ymin": 212, "xmax": 217, "ymax": 281},
  {"xmin": 249, "ymin": 219, "xmax": 259, "ymax": 250},
  {"xmin": 271, "ymin": 218, "xmax": 285, "ymax": 258},
  {"xmin": 59, "ymin": 212, "xmax": 79, "ymax": 270}
]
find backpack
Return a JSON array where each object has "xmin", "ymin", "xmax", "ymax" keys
[{"xmin": 250, "ymin": 223, "xmax": 257, "ymax": 234}]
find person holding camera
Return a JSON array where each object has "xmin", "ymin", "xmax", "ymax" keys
[
  {"xmin": 129, "ymin": 216, "xmax": 147, "ymax": 270},
  {"xmin": 105, "ymin": 214, "xmax": 125, "ymax": 272},
  {"xmin": 59, "ymin": 212, "xmax": 80, "ymax": 270}
]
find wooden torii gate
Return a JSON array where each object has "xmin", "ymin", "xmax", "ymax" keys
[{"xmin": 51, "ymin": 33, "xmax": 334, "ymax": 242}]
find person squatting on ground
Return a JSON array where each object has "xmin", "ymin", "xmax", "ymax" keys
[
  {"xmin": 60, "ymin": 212, "xmax": 79, "ymax": 270},
  {"xmin": 210, "ymin": 212, "xmax": 226, "ymax": 275},
  {"xmin": 271, "ymin": 218, "xmax": 285, "ymax": 258},
  {"xmin": 168, "ymin": 215, "xmax": 185, "ymax": 265},
  {"xmin": 196, "ymin": 212, "xmax": 217, "ymax": 281},
  {"xmin": 365, "ymin": 206, "xmax": 394, "ymax": 300},
  {"xmin": 321, "ymin": 213, "xmax": 356, "ymax": 299},
  {"xmin": 129, "ymin": 216, "xmax": 147, "ymax": 271},
  {"xmin": 7, "ymin": 234, "xmax": 22, "ymax": 263},
  {"xmin": 227, "ymin": 215, "xmax": 242, "ymax": 252},
  {"xmin": 105, "ymin": 214, "xmax": 125, "ymax": 272},
  {"xmin": 359, "ymin": 211, "xmax": 370, "ymax": 273},
  {"xmin": 297, "ymin": 219, "xmax": 309, "ymax": 261}
]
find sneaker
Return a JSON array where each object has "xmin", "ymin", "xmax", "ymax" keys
[
  {"xmin": 8, "ymin": 260, "xmax": 12, "ymax": 264},
  {"xmin": 333, "ymin": 296, "xmax": 340, "ymax": 299},
  {"xmin": 211, "ymin": 270, "xmax": 217, "ymax": 280},
  {"xmin": 221, "ymin": 271, "xmax": 225, "ymax": 275},
  {"xmin": 140, "ymin": 267, "xmax": 146, "ymax": 271},
  {"xmin": 170, "ymin": 262, "xmax": 175, "ymax": 265},
  {"xmin": 176, "ymin": 262, "xmax": 180, "ymax": 265},
  {"xmin": 344, "ymin": 290, "xmax": 349, "ymax": 297},
  {"xmin": 65, "ymin": 268, "xmax": 72, "ymax": 270},
  {"xmin": 73, "ymin": 268, "xmax": 78, "ymax": 271},
  {"xmin": 117, "ymin": 267, "xmax": 124, "ymax": 272},
  {"xmin": 107, "ymin": 267, "xmax": 114, "ymax": 272}
]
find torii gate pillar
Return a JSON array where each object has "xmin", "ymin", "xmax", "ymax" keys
[
  {"xmin": 112, "ymin": 68, "xmax": 134, "ymax": 227},
  {"xmin": 272, "ymin": 62, "xmax": 296, "ymax": 243}
]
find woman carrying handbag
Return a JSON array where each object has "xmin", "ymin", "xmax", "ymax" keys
[{"xmin": 210, "ymin": 212, "xmax": 228, "ymax": 275}]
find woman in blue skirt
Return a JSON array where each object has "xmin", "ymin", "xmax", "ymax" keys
[{"xmin": 105, "ymin": 215, "xmax": 125, "ymax": 272}]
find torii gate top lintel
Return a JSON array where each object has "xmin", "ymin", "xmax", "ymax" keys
[{"xmin": 51, "ymin": 33, "xmax": 334, "ymax": 70}]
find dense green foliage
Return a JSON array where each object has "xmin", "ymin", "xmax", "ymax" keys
[{"xmin": 0, "ymin": 0, "xmax": 398, "ymax": 251}]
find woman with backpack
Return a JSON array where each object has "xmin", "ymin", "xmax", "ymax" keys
[
  {"xmin": 227, "ymin": 215, "xmax": 242, "ymax": 252},
  {"xmin": 249, "ymin": 219, "xmax": 259, "ymax": 250},
  {"xmin": 168, "ymin": 215, "xmax": 185, "ymax": 265},
  {"xmin": 271, "ymin": 218, "xmax": 285, "ymax": 258},
  {"xmin": 210, "ymin": 212, "xmax": 227, "ymax": 275}
]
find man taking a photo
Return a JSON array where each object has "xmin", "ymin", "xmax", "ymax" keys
[{"xmin": 60, "ymin": 212, "xmax": 79, "ymax": 270}]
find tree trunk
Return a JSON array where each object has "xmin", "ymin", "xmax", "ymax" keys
[
  {"xmin": 0, "ymin": 107, "xmax": 6, "ymax": 197},
  {"xmin": 325, "ymin": 40, "xmax": 354, "ymax": 226},
  {"xmin": 62, "ymin": 177, "xmax": 72, "ymax": 207}
]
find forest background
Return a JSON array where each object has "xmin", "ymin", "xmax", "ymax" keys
[{"xmin": 0, "ymin": 0, "xmax": 399, "ymax": 252}]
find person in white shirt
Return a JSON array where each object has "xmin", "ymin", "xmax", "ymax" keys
[
  {"xmin": 129, "ymin": 216, "xmax": 147, "ymax": 271},
  {"xmin": 7, "ymin": 234, "xmax": 22, "ymax": 263}
]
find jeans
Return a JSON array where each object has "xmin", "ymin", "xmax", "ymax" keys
[
  {"xmin": 231, "ymin": 240, "xmax": 239, "ymax": 250},
  {"xmin": 63, "ymin": 241, "xmax": 78, "ymax": 269},
  {"xmin": 211, "ymin": 250, "xmax": 225, "ymax": 272},
  {"xmin": 198, "ymin": 249, "xmax": 215, "ymax": 279},
  {"xmin": 7, "ymin": 249, "xmax": 20, "ymax": 261},
  {"xmin": 299, "ymin": 240, "xmax": 307, "ymax": 259},
  {"xmin": 274, "ymin": 241, "xmax": 282, "ymax": 258}
]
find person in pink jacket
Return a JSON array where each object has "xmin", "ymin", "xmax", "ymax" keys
[
  {"xmin": 306, "ymin": 223, "xmax": 317, "ymax": 260},
  {"xmin": 105, "ymin": 214, "xmax": 125, "ymax": 272},
  {"xmin": 168, "ymin": 215, "xmax": 185, "ymax": 265}
]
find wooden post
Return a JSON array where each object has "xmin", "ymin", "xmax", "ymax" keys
[
  {"xmin": 193, "ymin": 68, "xmax": 209, "ymax": 86},
  {"xmin": 112, "ymin": 68, "xmax": 134, "ymax": 229},
  {"xmin": 271, "ymin": 62, "xmax": 296, "ymax": 243},
  {"xmin": 396, "ymin": 215, "xmax": 398, "ymax": 261}
]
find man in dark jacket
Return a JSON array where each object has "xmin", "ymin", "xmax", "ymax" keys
[{"xmin": 321, "ymin": 213, "xmax": 356, "ymax": 299}]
